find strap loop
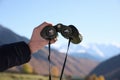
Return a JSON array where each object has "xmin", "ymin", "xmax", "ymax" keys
[
  {"xmin": 60, "ymin": 38, "xmax": 71, "ymax": 80},
  {"xmin": 48, "ymin": 40, "xmax": 51, "ymax": 80},
  {"xmin": 48, "ymin": 39, "xmax": 71, "ymax": 80}
]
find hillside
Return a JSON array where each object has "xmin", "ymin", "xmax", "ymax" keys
[
  {"xmin": 0, "ymin": 25, "xmax": 29, "ymax": 44},
  {"xmin": 90, "ymin": 54, "xmax": 120, "ymax": 80},
  {"xmin": 0, "ymin": 72, "xmax": 49, "ymax": 80},
  {"xmin": 0, "ymin": 25, "xmax": 98, "ymax": 77}
]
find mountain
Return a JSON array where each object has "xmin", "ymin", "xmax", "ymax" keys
[
  {"xmin": 0, "ymin": 25, "xmax": 98, "ymax": 76},
  {"xmin": 0, "ymin": 24, "xmax": 29, "ymax": 44},
  {"xmin": 89, "ymin": 54, "xmax": 120, "ymax": 80},
  {"xmin": 53, "ymin": 42, "xmax": 120, "ymax": 61},
  {"xmin": 30, "ymin": 49, "xmax": 98, "ymax": 76},
  {"xmin": 69, "ymin": 52, "xmax": 101, "ymax": 62}
]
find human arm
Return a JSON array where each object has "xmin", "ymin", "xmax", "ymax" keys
[
  {"xmin": 0, "ymin": 42, "xmax": 31, "ymax": 71},
  {"xmin": 28, "ymin": 22, "xmax": 56, "ymax": 53},
  {"xmin": 0, "ymin": 22, "xmax": 57, "ymax": 71}
]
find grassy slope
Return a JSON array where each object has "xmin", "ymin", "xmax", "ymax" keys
[
  {"xmin": 0, "ymin": 72, "xmax": 83, "ymax": 80},
  {"xmin": 0, "ymin": 72, "xmax": 48, "ymax": 80}
]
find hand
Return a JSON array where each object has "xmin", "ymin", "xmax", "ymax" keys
[{"xmin": 28, "ymin": 22, "xmax": 57, "ymax": 53}]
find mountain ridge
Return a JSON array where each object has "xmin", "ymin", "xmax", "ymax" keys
[
  {"xmin": 90, "ymin": 53, "xmax": 120, "ymax": 80},
  {"xmin": 53, "ymin": 42, "xmax": 120, "ymax": 61}
]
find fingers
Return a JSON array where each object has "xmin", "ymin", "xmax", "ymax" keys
[
  {"xmin": 35, "ymin": 22, "xmax": 53, "ymax": 32},
  {"xmin": 50, "ymin": 38, "xmax": 58, "ymax": 44},
  {"xmin": 33, "ymin": 22, "xmax": 58, "ymax": 43},
  {"xmin": 29, "ymin": 22, "xmax": 58, "ymax": 53},
  {"xmin": 37, "ymin": 22, "xmax": 57, "ymax": 44}
]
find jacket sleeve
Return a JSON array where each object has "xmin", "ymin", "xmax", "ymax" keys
[{"xmin": 0, "ymin": 41, "xmax": 31, "ymax": 71}]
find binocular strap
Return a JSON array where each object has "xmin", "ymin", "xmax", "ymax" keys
[
  {"xmin": 59, "ymin": 39, "xmax": 71, "ymax": 80},
  {"xmin": 48, "ymin": 40, "xmax": 52, "ymax": 80},
  {"xmin": 48, "ymin": 39, "xmax": 71, "ymax": 80}
]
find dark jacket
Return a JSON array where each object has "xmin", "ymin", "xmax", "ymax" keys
[{"xmin": 0, "ymin": 41, "xmax": 31, "ymax": 71}]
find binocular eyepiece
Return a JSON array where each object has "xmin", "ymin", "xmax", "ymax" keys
[{"xmin": 40, "ymin": 24, "xmax": 83, "ymax": 44}]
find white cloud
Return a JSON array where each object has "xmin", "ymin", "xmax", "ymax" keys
[
  {"xmin": 92, "ymin": 45, "xmax": 105, "ymax": 57},
  {"xmin": 111, "ymin": 42, "xmax": 120, "ymax": 48},
  {"xmin": 81, "ymin": 43, "xmax": 90, "ymax": 49},
  {"xmin": 77, "ymin": 50, "xmax": 86, "ymax": 53}
]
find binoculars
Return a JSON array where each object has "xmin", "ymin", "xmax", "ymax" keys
[{"xmin": 40, "ymin": 23, "xmax": 83, "ymax": 44}]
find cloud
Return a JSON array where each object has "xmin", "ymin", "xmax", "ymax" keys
[
  {"xmin": 92, "ymin": 45, "xmax": 105, "ymax": 57},
  {"xmin": 77, "ymin": 49, "xmax": 86, "ymax": 53},
  {"xmin": 111, "ymin": 42, "xmax": 120, "ymax": 48}
]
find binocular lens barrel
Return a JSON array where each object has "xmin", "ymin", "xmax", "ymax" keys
[{"xmin": 40, "ymin": 24, "xmax": 83, "ymax": 44}]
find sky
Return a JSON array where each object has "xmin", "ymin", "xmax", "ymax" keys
[{"xmin": 0, "ymin": 0, "xmax": 120, "ymax": 45}]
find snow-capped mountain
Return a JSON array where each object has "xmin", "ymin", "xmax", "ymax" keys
[{"xmin": 52, "ymin": 42, "xmax": 120, "ymax": 61}]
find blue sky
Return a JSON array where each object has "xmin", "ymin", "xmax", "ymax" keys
[{"xmin": 0, "ymin": 0, "xmax": 120, "ymax": 45}]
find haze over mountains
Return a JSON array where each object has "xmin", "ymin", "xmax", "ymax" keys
[{"xmin": 52, "ymin": 40, "xmax": 120, "ymax": 61}]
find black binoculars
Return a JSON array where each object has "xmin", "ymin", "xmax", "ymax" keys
[{"xmin": 40, "ymin": 23, "xmax": 83, "ymax": 44}]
